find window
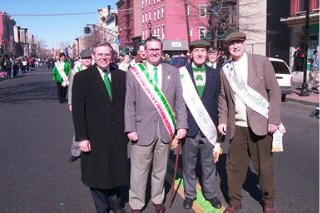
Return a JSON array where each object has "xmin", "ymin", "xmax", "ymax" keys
[
  {"xmin": 146, "ymin": 30, "xmax": 148, "ymax": 39},
  {"xmin": 149, "ymin": 0, "xmax": 151, "ymax": 5},
  {"xmin": 162, "ymin": 24, "xmax": 165, "ymax": 39},
  {"xmin": 187, "ymin": 4, "xmax": 190, "ymax": 15},
  {"xmin": 154, "ymin": 9, "xmax": 157, "ymax": 21},
  {"xmin": 157, "ymin": 8, "xmax": 160, "ymax": 20},
  {"xmin": 189, "ymin": 27, "xmax": 193, "ymax": 37},
  {"xmin": 161, "ymin": 6, "xmax": 165, "ymax": 18},
  {"xmin": 154, "ymin": 0, "xmax": 156, "ymax": 4},
  {"xmin": 142, "ymin": 0, "xmax": 144, "ymax": 8},
  {"xmin": 199, "ymin": 4, "xmax": 206, "ymax": 17},
  {"xmin": 157, "ymin": 26, "xmax": 160, "ymax": 38},
  {"xmin": 142, "ymin": 31, "xmax": 145, "ymax": 40},
  {"xmin": 154, "ymin": 28, "xmax": 156, "ymax": 35},
  {"xmin": 149, "ymin": 11, "xmax": 151, "ymax": 21},
  {"xmin": 299, "ymin": 0, "xmax": 307, "ymax": 11},
  {"xmin": 142, "ymin": 14, "xmax": 144, "ymax": 23},
  {"xmin": 199, "ymin": 27, "xmax": 206, "ymax": 39}
]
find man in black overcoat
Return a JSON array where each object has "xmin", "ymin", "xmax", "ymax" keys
[{"xmin": 72, "ymin": 41, "xmax": 128, "ymax": 213}]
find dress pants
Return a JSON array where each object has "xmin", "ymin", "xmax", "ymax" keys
[
  {"xmin": 56, "ymin": 82, "xmax": 67, "ymax": 102},
  {"xmin": 129, "ymin": 124, "xmax": 170, "ymax": 210},
  {"xmin": 226, "ymin": 126, "xmax": 275, "ymax": 206},
  {"xmin": 90, "ymin": 187, "xmax": 122, "ymax": 213},
  {"xmin": 182, "ymin": 131, "xmax": 218, "ymax": 200}
]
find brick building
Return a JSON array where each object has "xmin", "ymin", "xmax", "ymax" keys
[
  {"xmin": 0, "ymin": 11, "xmax": 16, "ymax": 56},
  {"xmin": 281, "ymin": 0, "xmax": 319, "ymax": 70}
]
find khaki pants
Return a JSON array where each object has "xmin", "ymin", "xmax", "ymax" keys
[{"xmin": 129, "ymin": 127, "xmax": 170, "ymax": 210}]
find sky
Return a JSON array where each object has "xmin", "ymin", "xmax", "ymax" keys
[{"xmin": 2, "ymin": 0, "xmax": 117, "ymax": 49}]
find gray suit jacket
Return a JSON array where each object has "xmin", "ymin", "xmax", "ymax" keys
[
  {"xmin": 218, "ymin": 53, "xmax": 281, "ymax": 139},
  {"xmin": 125, "ymin": 63, "xmax": 188, "ymax": 145}
]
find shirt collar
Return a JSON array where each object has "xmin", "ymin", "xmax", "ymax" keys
[
  {"xmin": 192, "ymin": 62, "xmax": 205, "ymax": 69},
  {"xmin": 97, "ymin": 65, "xmax": 110, "ymax": 74}
]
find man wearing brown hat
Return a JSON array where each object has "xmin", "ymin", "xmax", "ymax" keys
[
  {"xmin": 180, "ymin": 39, "xmax": 222, "ymax": 210},
  {"xmin": 218, "ymin": 32, "xmax": 281, "ymax": 213}
]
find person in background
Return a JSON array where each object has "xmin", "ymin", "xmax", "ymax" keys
[
  {"xmin": 218, "ymin": 32, "xmax": 281, "ymax": 213},
  {"xmin": 206, "ymin": 47, "xmax": 221, "ymax": 71},
  {"xmin": 72, "ymin": 41, "xmax": 128, "ymax": 213},
  {"xmin": 52, "ymin": 53, "xmax": 71, "ymax": 103},
  {"xmin": 130, "ymin": 43, "xmax": 147, "ymax": 66},
  {"xmin": 119, "ymin": 53, "xmax": 131, "ymax": 71},
  {"xmin": 308, "ymin": 50, "xmax": 319, "ymax": 92},
  {"xmin": 68, "ymin": 49, "xmax": 92, "ymax": 162}
]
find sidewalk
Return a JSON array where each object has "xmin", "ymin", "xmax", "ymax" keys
[{"xmin": 287, "ymin": 71, "xmax": 319, "ymax": 106}]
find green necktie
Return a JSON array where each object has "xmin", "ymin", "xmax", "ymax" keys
[
  {"xmin": 153, "ymin": 66, "xmax": 158, "ymax": 85},
  {"xmin": 104, "ymin": 72, "xmax": 112, "ymax": 100}
]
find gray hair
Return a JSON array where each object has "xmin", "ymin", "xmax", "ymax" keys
[{"xmin": 92, "ymin": 41, "xmax": 114, "ymax": 54}]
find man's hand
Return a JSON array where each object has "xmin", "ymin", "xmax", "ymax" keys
[
  {"xmin": 177, "ymin": 128, "xmax": 187, "ymax": 139},
  {"xmin": 79, "ymin": 140, "xmax": 91, "ymax": 152},
  {"xmin": 218, "ymin": 124, "xmax": 227, "ymax": 135},
  {"xmin": 68, "ymin": 104, "xmax": 72, "ymax": 112},
  {"xmin": 268, "ymin": 124, "xmax": 278, "ymax": 134},
  {"xmin": 127, "ymin": 131, "xmax": 138, "ymax": 141},
  {"xmin": 213, "ymin": 144, "xmax": 223, "ymax": 163}
]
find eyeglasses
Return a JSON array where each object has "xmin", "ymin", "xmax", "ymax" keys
[
  {"xmin": 147, "ymin": 49, "xmax": 161, "ymax": 53},
  {"xmin": 95, "ymin": 53, "xmax": 112, "ymax": 58}
]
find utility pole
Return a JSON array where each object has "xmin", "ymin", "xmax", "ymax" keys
[
  {"xmin": 184, "ymin": 0, "xmax": 191, "ymax": 47},
  {"xmin": 299, "ymin": 0, "xmax": 310, "ymax": 96}
]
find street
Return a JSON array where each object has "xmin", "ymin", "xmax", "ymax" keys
[{"xmin": 0, "ymin": 67, "xmax": 318, "ymax": 213}]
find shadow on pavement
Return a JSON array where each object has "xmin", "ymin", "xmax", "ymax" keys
[{"xmin": 0, "ymin": 80, "xmax": 57, "ymax": 104}]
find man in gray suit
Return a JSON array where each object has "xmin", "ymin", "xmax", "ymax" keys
[
  {"xmin": 68, "ymin": 49, "xmax": 92, "ymax": 162},
  {"xmin": 218, "ymin": 32, "xmax": 281, "ymax": 213},
  {"xmin": 125, "ymin": 37, "xmax": 188, "ymax": 213}
]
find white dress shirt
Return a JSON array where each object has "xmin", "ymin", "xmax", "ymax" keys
[
  {"xmin": 233, "ymin": 53, "xmax": 248, "ymax": 127},
  {"xmin": 97, "ymin": 66, "xmax": 111, "ymax": 82}
]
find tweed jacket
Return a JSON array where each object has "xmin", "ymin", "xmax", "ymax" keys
[{"xmin": 218, "ymin": 53, "xmax": 281, "ymax": 139}]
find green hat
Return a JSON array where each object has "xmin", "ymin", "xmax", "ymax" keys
[
  {"xmin": 189, "ymin": 40, "xmax": 210, "ymax": 50},
  {"xmin": 224, "ymin": 32, "xmax": 246, "ymax": 45}
]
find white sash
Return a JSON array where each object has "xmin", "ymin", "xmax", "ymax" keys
[
  {"xmin": 179, "ymin": 67, "xmax": 220, "ymax": 151},
  {"xmin": 222, "ymin": 61, "xmax": 285, "ymax": 152},
  {"xmin": 55, "ymin": 61, "xmax": 69, "ymax": 87}
]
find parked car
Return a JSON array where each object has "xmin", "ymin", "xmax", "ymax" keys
[
  {"xmin": 169, "ymin": 55, "xmax": 187, "ymax": 68},
  {"xmin": 269, "ymin": 57, "xmax": 293, "ymax": 101}
]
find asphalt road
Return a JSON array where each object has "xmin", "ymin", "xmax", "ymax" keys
[{"xmin": 0, "ymin": 67, "xmax": 318, "ymax": 213}]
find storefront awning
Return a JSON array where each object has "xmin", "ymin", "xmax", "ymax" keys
[{"xmin": 163, "ymin": 40, "xmax": 188, "ymax": 51}]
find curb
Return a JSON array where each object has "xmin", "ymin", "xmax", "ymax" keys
[{"xmin": 286, "ymin": 97, "xmax": 318, "ymax": 106}]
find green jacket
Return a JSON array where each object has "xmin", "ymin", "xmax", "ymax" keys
[{"xmin": 52, "ymin": 61, "xmax": 71, "ymax": 83}]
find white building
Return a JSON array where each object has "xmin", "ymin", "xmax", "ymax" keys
[{"xmin": 97, "ymin": 6, "xmax": 119, "ymax": 54}]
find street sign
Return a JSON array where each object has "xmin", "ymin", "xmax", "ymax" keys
[{"xmin": 116, "ymin": 38, "xmax": 120, "ymax": 46}]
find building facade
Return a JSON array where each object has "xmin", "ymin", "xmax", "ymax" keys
[
  {"xmin": 281, "ymin": 0, "xmax": 319, "ymax": 70},
  {"xmin": 97, "ymin": 6, "xmax": 119, "ymax": 54},
  {"xmin": 117, "ymin": 0, "xmax": 135, "ymax": 51},
  {"xmin": 0, "ymin": 11, "xmax": 16, "ymax": 56}
]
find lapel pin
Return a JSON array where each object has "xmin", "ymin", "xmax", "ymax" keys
[{"xmin": 168, "ymin": 76, "xmax": 171, "ymax": 80}]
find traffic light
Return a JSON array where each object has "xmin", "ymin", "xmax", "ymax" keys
[{"xmin": 84, "ymin": 26, "xmax": 91, "ymax": 34}]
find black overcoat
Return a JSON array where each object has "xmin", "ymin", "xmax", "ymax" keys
[{"xmin": 72, "ymin": 65, "xmax": 128, "ymax": 189}]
